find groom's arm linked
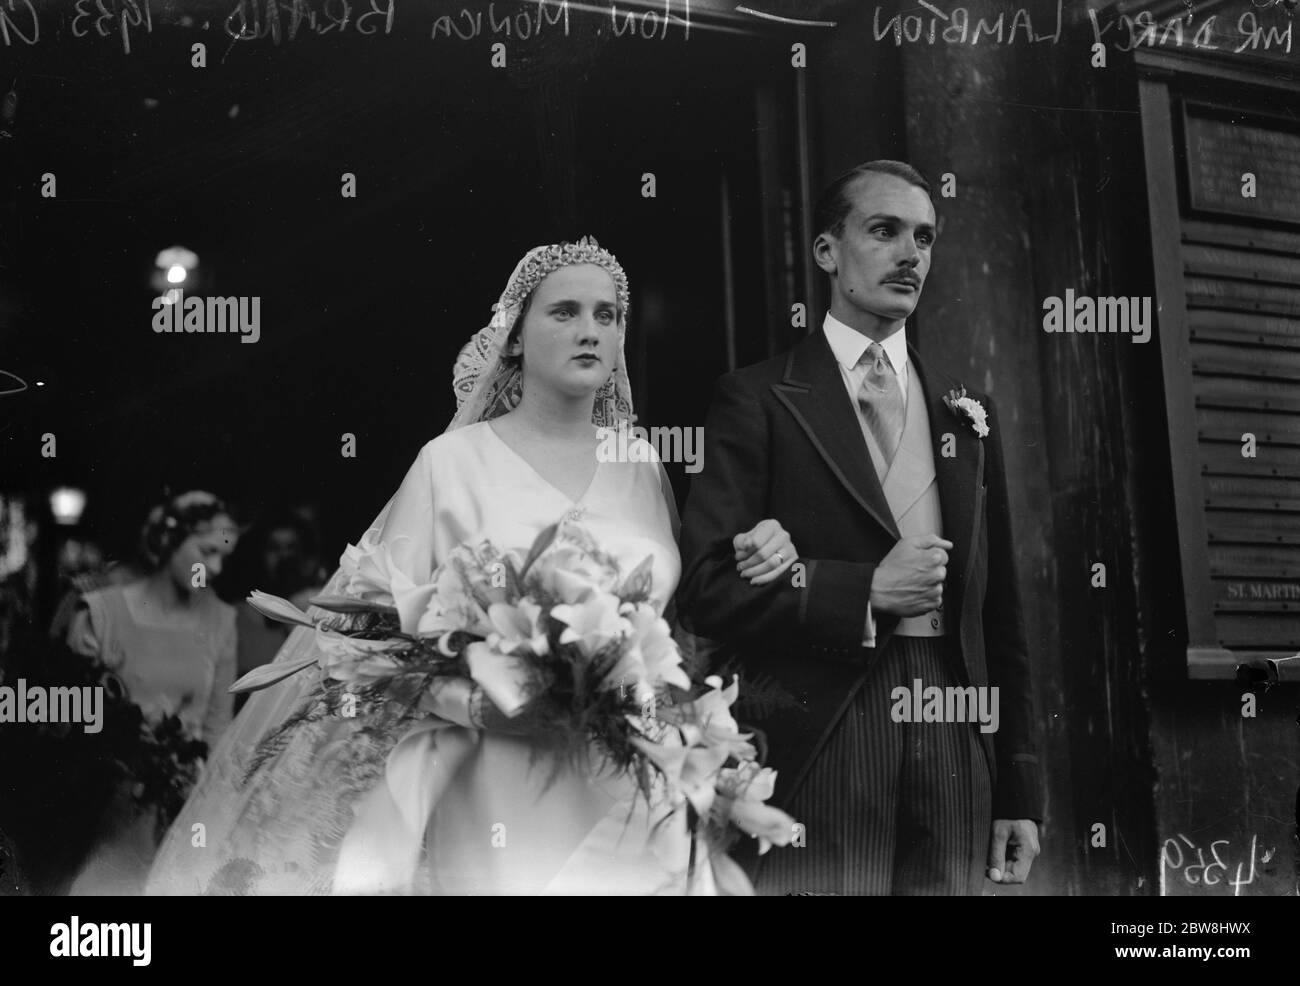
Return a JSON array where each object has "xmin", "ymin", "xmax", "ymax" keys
[
  {"xmin": 678, "ymin": 371, "xmax": 877, "ymax": 659},
  {"xmin": 677, "ymin": 368, "xmax": 1044, "ymax": 829}
]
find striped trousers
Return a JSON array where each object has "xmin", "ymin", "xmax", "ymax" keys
[{"xmin": 754, "ymin": 635, "xmax": 992, "ymax": 896}]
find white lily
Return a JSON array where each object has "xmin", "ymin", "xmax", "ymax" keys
[
  {"xmin": 465, "ymin": 640, "xmax": 533, "ymax": 718},
  {"xmin": 689, "ymin": 675, "xmax": 749, "ymax": 745},
  {"xmin": 531, "ymin": 544, "xmax": 620, "ymax": 604},
  {"xmin": 487, "ymin": 599, "xmax": 549, "ymax": 656},
  {"xmin": 716, "ymin": 762, "xmax": 798, "ymax": 855},
  {"xmin": 550, "ymin": 590, "xmax": 629, "ymax": 657},
  {"xmin": 229, "ymin": 654, "xmax": 319, "ymax": 694},
  {"xmin": 599, "ymin": 603, "xmax": 690, "ymax": 698},
  {"xmin": 393, "ymin": 578, "xmax": 440, "ymax": 637},
  {"xmin": 247, "ymin": 590, "xmax": 319, "ymax": 629},
  {"xmin": 630, "ymin": 732, "xmax": 729, "ymax": 817},
  {"xmin": 338, "ymin": 530, "xmax": 412, "ymax": 605},
  {"xmin": 314, "ymin": 626, "xmax": 404, "ymax": 685}
]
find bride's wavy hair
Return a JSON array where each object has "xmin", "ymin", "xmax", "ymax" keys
[{"xmin": 139, "ymin": 490, "xmax": 234, "ymax": 571}]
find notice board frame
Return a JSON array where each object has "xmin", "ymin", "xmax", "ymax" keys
[
  {"xmin": 1180, "ymin": 98, "xmax": 1300, "ymax": 228},
  {"xmin": 1137, "ymin": 49, "xmax": 1300, "ymax": 681}
]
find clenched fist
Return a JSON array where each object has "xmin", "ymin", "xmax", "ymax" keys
[{"xmin": 869, "ymin": 534, "xmax": 952, "ymax": 617}]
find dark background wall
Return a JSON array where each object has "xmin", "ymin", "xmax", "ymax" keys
[{"xmin": 1, "ymin": 2, "xmax": 794, "ymax": 562}]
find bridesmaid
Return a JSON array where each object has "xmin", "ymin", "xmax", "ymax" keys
[{"xmin": 65, "ymin": 490, "xmax": 239, "ymax": 894}]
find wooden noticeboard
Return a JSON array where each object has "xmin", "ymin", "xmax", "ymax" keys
[
  {"xmin": 1140, "ymin": 78, "xmax": 1300, "ymax": 678},
  {"xmin": 1184, "ymin": 104, "xmax": 1300, "ymax": 226}
]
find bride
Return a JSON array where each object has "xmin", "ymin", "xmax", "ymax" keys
[{"xmin": 145, "ymin": 237, "xmax": 801, "ymax": 895}]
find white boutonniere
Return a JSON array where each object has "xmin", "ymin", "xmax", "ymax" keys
[{"xmin": 942, "ymin": 386, "xmax": 989, "ymax": 438}]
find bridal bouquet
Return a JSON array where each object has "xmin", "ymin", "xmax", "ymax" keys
[{"xmin": 233, "ymin": 520, "xmax": 800, "ymax": 883}]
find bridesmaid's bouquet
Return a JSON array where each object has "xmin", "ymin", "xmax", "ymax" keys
[
  {"xmin": 233, "ymin": 520, "xmax": 800, "ymax": 884},
  {"xmin": 0, "ymin": 639, "xmax": 209, "ymax": 857}
]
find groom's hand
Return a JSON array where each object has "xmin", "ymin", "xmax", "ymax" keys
[
  {"xmin": 868, "ymin": 534, "xmax": 952, "ymax": 616},
  {"xmin": 987, "ymin": 818, "xmax": 1040, "ymax": 885},
  {"xmin": 733, "ymin": 519, "xmax": 799, "ymax": 586}
]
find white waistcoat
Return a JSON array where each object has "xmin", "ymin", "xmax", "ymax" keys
[{"xmin": 856, "ymin": 367, "xmax": 946, "ymax": 637}]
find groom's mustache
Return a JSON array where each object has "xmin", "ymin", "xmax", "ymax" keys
[{"xmin": 883, "ymin": 270, "xmax": 921, "ymax": 287}]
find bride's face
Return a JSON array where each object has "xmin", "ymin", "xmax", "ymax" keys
[{"xmin": 511, "ymin": 264, "xmax": 620, "ymax": 402}]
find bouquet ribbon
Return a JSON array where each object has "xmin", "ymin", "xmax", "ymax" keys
[{"xmin": 332, "ymin": 679, "xmax": 484, "ymax": 895}]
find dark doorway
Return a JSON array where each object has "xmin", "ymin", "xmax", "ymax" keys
[{"xmin": 2, "ymin": 8, "xmax": 806, "ymax": 570}]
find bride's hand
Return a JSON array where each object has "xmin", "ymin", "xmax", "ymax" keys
[{"xmin": 733, "ymin": 518, "xmax": 799, "ymax": 586}]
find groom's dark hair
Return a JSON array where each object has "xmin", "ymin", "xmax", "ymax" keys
[{"xmin": 814, "ymin": 160, "xmax": 932, "ymax": 239}]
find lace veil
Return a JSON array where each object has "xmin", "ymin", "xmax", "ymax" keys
[
  {"xmin": 146, "ymin": 238, "xmax": 644, "ymax": 895},
  {"xmin": 450, "ymin": 236, "xmax": 633, "ymax": 430}
]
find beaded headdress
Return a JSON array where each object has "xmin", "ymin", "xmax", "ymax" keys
[{"xmin": 447, "ymin": 236, "xmax": 634, "ymax": 432}]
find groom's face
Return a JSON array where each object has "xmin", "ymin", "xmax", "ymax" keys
[{"xmin": 818, "ymin": 172, "xmax": 936, "ymax": 325}]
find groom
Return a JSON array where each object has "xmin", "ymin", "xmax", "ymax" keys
[{"xmin": 678, "ymin": 161, "xmax": 1042, "ymax": 895}]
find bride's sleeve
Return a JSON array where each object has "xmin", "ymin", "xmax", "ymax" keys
[{"xmin": 369, "ymin": 440, "xmax": 439, "ymax": 584}]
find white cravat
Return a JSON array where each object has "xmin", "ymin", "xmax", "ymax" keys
[{"xmin": 822, "ymin": 314, "xmax": 910, "ymax": 648}]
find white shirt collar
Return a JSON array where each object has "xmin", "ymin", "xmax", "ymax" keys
[{"xmin": 823, "ymin": 312, "xmax": 909, "ymax": 374}]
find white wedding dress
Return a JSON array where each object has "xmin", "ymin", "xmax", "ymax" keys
[{"xmin": 146, "ymin": 422, "xmax": 715, "ymax": 895}]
